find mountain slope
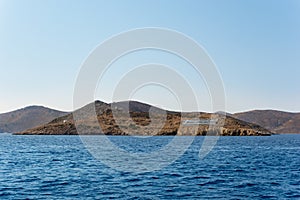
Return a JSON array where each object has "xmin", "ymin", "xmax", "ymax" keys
[
  {"xmin": 17, "ymin": 101, "xmax": 271, "ymax": 136},
  {"xmin": 0, "ymin": 106, "xmax": 68, "ymax": 133},
  {"xmin": 233, "ymin": 110, "xmax": 300, "ymax": 133}
]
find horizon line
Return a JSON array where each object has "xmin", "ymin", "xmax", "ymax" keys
[{"xmin": 1, "ymin": 99, "xmax": 300, "ymax": 115}]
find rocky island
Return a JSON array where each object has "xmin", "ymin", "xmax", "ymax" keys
[{"xmin": 15, "ymin": 101, "xmax": 272, "ymax": 136}]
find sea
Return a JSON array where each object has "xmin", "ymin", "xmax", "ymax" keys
[{"xmin": 0, "ymin": 134, "xmax": 299, "ymax": 199}]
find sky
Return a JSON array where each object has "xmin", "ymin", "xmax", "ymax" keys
[{"xmin": 0, "ymin": 0, "xmax": 299, "ymax": 113}]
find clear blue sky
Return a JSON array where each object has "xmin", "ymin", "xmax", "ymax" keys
[{"xmin": 0, "ymin": 0, "xmax": 299, "ymax": 113}]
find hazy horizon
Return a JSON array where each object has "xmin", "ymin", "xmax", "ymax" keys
[
  {"xmin": 1, "ymin": 0, "xmax": 299, "ymax": 113},
  {"xmin": 1, "ymin": 98, "xmax": 300, "ymax": 115}
]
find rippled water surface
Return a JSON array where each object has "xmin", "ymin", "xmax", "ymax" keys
[{"xmin": 0, "ymin": 134, "xmax": 299, "ymax": 199}]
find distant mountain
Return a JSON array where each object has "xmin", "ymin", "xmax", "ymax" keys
[
  {"xmin": 233, "ymin": 110, "xmax": 300, "ymax": 133},
  {"xmin": 17, "ymin": 100, "xmax": 271, "ymax": 136},
  {"xmin": 0, "ymin": 106, "xmax": 68, "ymax": 133}
]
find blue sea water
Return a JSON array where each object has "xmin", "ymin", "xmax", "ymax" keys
[{"xmin": 0, "ymin": 134, "xmax": 299, "ymax": 199}]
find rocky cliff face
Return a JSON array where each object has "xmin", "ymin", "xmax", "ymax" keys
[{"xmin": 16, "ymin": 101, "xmax": 271, "ymax": 136}]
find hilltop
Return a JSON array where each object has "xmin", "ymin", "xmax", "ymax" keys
[
  {"xmin": 0, "ymin": 106, "xmax": 68, "ymax": 133},
  {"xmin": 233, "ymin": 110, "xmax": 300, "ymax": 133}
]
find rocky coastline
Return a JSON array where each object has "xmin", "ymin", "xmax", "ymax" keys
[{"xmin": 15, "ymin": 101, "xmax": 272, "ymax": 136}]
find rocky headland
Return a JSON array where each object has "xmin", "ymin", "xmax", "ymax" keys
[{"xmin": 16, "ymin": 101, "xmax": 272, "ymax": 136}]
